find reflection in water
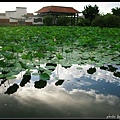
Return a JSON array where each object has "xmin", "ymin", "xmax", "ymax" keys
[
  {"xmin": 55, "ymin": 79, "xmax": 64, "ymax": 86},
  {"xmin": 0, "ymin": 64, "xmax": 120, "ymax": 118},
  {"xmin": 4, "ymin": 83, "xmax": 19, "ymax": 95},
  {"xmin": 20, "ymin": 72, "xmax": 31, "ymax": 87},
  {"xmin": 34, "ymin": 80, "xmax": 47, "ymax": 89},
  {"xmin": 114, "ymin": 71, "xmax": 120, "ymax": 78},
  {"xmin": 0, "ymin": 78, "xmax": 7, "ymax": 87},
  {"xmin": 87, "ymin": 67, "xmax": 96, "ymax": 74}
]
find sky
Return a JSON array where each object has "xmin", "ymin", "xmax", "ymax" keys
[{"xmin": 0, "ymin": 2, "xmax": 120, "ymax": 15}]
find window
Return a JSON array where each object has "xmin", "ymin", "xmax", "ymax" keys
[
  {"xmin": 34, "ymin": 18, "xmax": 42, "ymax": 23},
  {"xmin": 18, "ymin": 20, "xmax": 25, "ymax": 25}
]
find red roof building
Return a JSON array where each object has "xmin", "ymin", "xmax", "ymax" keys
[{"xmin": 35, "ymin": 6, "xmax": 80, "ymax": 25}]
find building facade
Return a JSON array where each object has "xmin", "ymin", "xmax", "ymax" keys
[
  {"xmin": 0, "ymin": 6, "xmax": 81, "ymax": 26},
  {"xmin": 35, "ymin": 5, "xmax": 80, "ymax": 25},
  {"xmin": 0, "ymin": 7, "xmax": 43, "ymax": 25}
]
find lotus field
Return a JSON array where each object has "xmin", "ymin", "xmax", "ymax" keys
[{"xmin": 0, "ymin": 26, "xmax": 120, "ymax": 85}]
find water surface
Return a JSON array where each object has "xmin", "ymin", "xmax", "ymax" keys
[{"xmin": 0, "ymin": 64, "xmax": 120, "ymax": 119}]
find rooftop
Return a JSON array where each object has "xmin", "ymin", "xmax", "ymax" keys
[{"xmin": 35, "ymin": 5, "xmax": 79, "ymax": 14}]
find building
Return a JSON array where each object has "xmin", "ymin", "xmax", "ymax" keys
[
  {"xmin": 35, "ymin": 5, "xmax": 80, "ymax": 25},
  {"xmin": 0, "ymin": 6, "xmax": 80, "ymax": 26},
  {"xmin": 0, "ymin": 7, "xmax": 43, "ymax": 25}
]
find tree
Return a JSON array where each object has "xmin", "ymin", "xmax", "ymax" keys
[
  {"xmin": 111, "ymin": 7, "xmax": 120, "ymax": 16},
  {"xmin": 91, "ymin": 16, "xmax": 105, "ymax": 28},
  {"xmin": 91, "ymin": 13, "xmax": 120, "ymax": 28},
  {"xmin": 103, "ymin": 13, "xmax": 120, "ymax": 28},
  {"xmin": 56, "ymin": 16, "xmax": 69, "ymax": 26},
  {"xmin": 78, "ymin": 18, "xmax": 90, "ymax": 26},
  {"xmin": 43, "ymin": 15, "xmax": 54, "ymax": 26},
  {"xmin": 82, "ymin": 4, "xmax": 99, "ymax": 25}
]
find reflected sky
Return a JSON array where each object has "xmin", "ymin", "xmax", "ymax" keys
[{"xmin": 0, "ymin": 64, "xmax": 120, "ymax": 118}]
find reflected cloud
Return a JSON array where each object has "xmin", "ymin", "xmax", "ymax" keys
[
  {"xmin": 0, "ymin": 64, "xmax": 120, "ymax": 118},
  {"xmin": 48, "ymin": 64, "xmax": 120, "ymax": 97},
  {"xmin": 51, "ymin": 64, "xmax": 120, "ymax": 83},
  {"xmin": 11, "ymin": 83, "xmax": 120, "ymax": 118},
  {"xmin": 0, "ymin": 77, "xmax": 120, "ymax": 118}
]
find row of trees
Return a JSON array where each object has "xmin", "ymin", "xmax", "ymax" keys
[
  {"xmin": 43, "ymin": 5, "xmax": 120, "ymax": 28},
  {"xmin": 79, "ymin": 5, "xmax": 120, "ymax": 28}
]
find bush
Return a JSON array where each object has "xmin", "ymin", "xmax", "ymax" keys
[
  {"xmin": 103, "ymin": 14, "xmax": 120, "ymax": 28},
  {"xmin": 91, "ymin": 14, "xmax": 120, "ymax": 28},
  {"xmin": 91, "ymin": 16, "xmax": 105, "ymax": 28},
  {"xmin": 43, "ymin": 15, "xmax": 54, "ymax": 26},
  {"xmin": 56, "ymin": 16, "xmax": 69, "ymax": 26},
  {"xmin": 78, "ymin": 18, "xmax": 91, "ymax": 26}
]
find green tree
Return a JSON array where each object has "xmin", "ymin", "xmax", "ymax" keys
[
  {"xmin": 91, "ymin": 16, "xmax": 105, "ymax": 28},
  {"xmin": 111, "ymin": 7, "xmax": 120, "ymax": 16},
  {"xmin": 103, "ymin": 13, "xmax": 120, "ymax": 28},
  {"xmin": 78, "ymin": 18, "xmax": 90, "ymax": 26},
  {"xmin": 56, "ymin": 16, "xmax": 69, "ymax": 26},
  {"xmin": 43, "ymin": 15, "xmax": 54, "ymax": 26},
  {"xmin": 82, "ymin": 4, "xmax": 99, "ymax": 25}
]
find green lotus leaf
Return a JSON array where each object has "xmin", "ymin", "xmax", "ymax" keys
[
  {"xmin": 56, "ymin": 54, "xmax": 63, "ymax": 60},
  {"xmin": 32, "ymin": 73, "xmax": 40, "ymax": 76},
  {"xmin": 40, "ymin": 73, "xmax": 50, "ymax": 81},
  {"xmin": 6, "ymin": 75, "xmax": 16, "ymax": 80}
]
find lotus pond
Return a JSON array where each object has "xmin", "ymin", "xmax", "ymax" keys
[{"xmin": 0, "ymin": 26, "xmax": 120, "ymax": 119}]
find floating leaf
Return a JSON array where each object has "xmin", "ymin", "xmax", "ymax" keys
[
  {"xmin": 6, "ymin": 75, "xmax": 16, "ymax": 80},
  {"xmin": 34, "ymin": 52, "xmax": 45, "ymax": 58},
  {"xmin": 43, "ymin": 70, "xmax": 52, "ymax": 75},
  {"xmin": 2, "ymin": 70, "xmax": 10, "ymax": 75},
  {"xmin": 62, "ymin": 64, "xmax": 71, "ymax": 69},
  {"xmin": 76, "ymin": 67, "xmax": 83, "ymax": 70},
  {"xmin": 46, "ymin": 62, "xmax": 57, "ymax": 67},
  {"xmin": 21, "ymin": 54, "xmax": 30, "ymax": 59},
  {"xmin": 107, "ymin": 65, "xmax": 118, "ymax": 72},
  {"xmin": 34, "ymin": 80, "xmax": 47, "ymax": 89},
  {"xmin": 55, "ymin": 79, "xmax": 64, "ymax": 86},
  {"xmin": 87, "ymin": 67, "xmax": 96, "ymax": 74},
  {"xmin": 4, "ymin": 83, "xmax": 19, "ymax": 95},
  {"xmin": 32, "ymin": 73, "xmax": 40, "ymax": 76},
  {"xmin": 45, "ymin": 66, "xmax": 55, "ymax": 71},
  {"xmin": 56, "ymin": 54, "xmax": 63, "ymax": 60},
  {"xmin": 20, "ymin": 74, "xmax": 31, "ymax": 87},
  {"xmin": 0, "ymin": 78, "xmax": 7, "ymax": 86},
  {"xmin": 19, "ymin": 61, "xmax": 28, "ymax": 69},
  {"xmin": 37, "ymin": 67, "xmax": 45, "ymax": 73},
  {"xmin": 100, "ymin": 65, "xmax": 108, "ymax": 70},
  {"xmin": 2, "ymin": 46, "xmax": 11, "ymax": 51},
  {"xmin": 0, "ymin": 74, "xmax": 5, "ymax": 79},
  {"xmin": 89, "ymin": 57, "xmax": 98, "ymax": 62},
  {"xmin": 65, "ymin": 49, "xmax": 71, "ymax": 53},
  {"xmin": 0, "ymin": 60, "xmax": 6, "ymax": 67},
  {"xmin": 113, "ymin": 71, "xmax": 120, "ymax": 78},
  {"xmin": 40, "ymin": 73, "xmax": 50, "ymax": 81}
]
